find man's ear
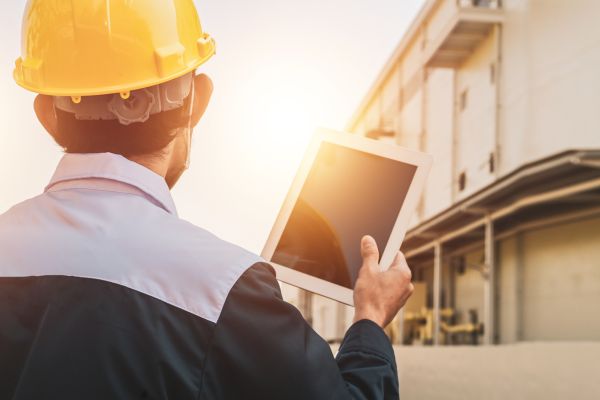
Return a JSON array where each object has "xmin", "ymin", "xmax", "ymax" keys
[
  {"xmin": 191, "ymin": 73, "xmax": 213, "ymax": 128},
  {"xmin": 34, "ymin": 94, "xmax": 58, "ymax": 135}
]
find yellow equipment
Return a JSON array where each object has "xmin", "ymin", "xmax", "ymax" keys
[{"xmin": 13, "ymin": 0, "xmax": 215, "ymax": 99}]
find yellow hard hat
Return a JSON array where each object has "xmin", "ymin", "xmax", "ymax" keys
[{"xmin": 14, "ymin": 0, "xmax": 215, "ymax": 98}]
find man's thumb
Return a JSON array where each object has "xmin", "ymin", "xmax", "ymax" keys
[{"xmin": 360, "ymin": 235, "xmax": 379, "ymax": 267}]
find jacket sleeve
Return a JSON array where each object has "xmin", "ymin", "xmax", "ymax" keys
[{"xmin": 199, "ymin": 262, "xmax": 399, "ymax": 400}]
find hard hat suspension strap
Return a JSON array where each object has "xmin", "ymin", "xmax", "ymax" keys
[{"xmin": 53, "ymin": 73, "xmax": 194, "ymax": 126}]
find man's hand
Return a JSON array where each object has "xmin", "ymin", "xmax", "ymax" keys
[{"xmin": 353, "ymin": 235, "xmax": 414, "ymax": 329}]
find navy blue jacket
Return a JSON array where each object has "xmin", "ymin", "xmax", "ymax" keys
[{"xmin": 0, "ymin": 153, "xmax": 399, "ymax": 399}]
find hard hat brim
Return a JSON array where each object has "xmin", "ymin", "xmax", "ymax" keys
[{"xmin": 14, "ymin": 44, "xmax": 215, "ymax": 98}]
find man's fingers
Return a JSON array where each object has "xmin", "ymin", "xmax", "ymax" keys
[
  {"xmin": 389, "ymin": 251, "xmax": 409, "ymax": 270},
  {"xmin": 388, "ymin": 251, "xmax": 401, "ymax": 269},
  {"xmin": 389, "ymin": 251, "xmax": 412, "ymax": 281},
  {"xmin": 360, "ymin": 235, "xmax": 379, "ymax": 268}
]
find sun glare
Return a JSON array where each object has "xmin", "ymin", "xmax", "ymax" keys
[
  {"xmin": 237, "ymin": 63, "xmax": 340, "ymax": 172},
  {"xmin": 261, "ymin": 94, "xmax": 315, "ymax": 151}
]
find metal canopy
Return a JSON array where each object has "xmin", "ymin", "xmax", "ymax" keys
[
  {"xmin": 401, "ymin": 149, "xmax": 600, "ymax": 346},
  {"xmin": 402, "ymin": 150, "xmax": 600, "ymax": 258}
]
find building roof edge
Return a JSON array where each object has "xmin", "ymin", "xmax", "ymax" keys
[{"xmin": 345, "ymin": 0, "xmax": 437, "ymax": 132}]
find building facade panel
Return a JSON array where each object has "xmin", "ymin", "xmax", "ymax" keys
[
  {"xmin": 520, "ymin": 217, "xmax": 600, "ymax": 341},
  {"xmin": 497, "ymin": 235, "xmax": 521, "ymax": 344},
  {"xmin": 423, "ymin": 68, "xmax": 454, "ymax": 217},
  {"xmin": 299, "ymin": 0, "xmax": 600, "ymax": 349},
  {"xmin": 453, "ymin": 250, "xmax": 485, "ymax": 326},
  {"xmin": 402, "ymin": 39, "xmax": 425, "ymax": 88},
  {"xmin": 500, "ymin": 0, "xmax": 600, "ymax": 173},
  {"xmin": 495, "ymin": 0, "xmax": 529, "ymax": 175},
  {"xmin": 454, "ymin": 31, "xmax": 498, "ymax": 199},
  {"xmin": 399, "ymin": 90, "xmax": 424, "ymax": 151},
  {"xmin": 380, "ymin": 65, "xmax": 402, "ymax": 133}
]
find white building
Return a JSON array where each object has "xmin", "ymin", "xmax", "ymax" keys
[{"xmin": 294, "ymin": 0, "xmax": 600, "ymax": 347}]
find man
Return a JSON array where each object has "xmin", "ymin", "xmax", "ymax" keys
[{"xmin": 0, "ymin": 1, "xmax": 414, "ymax": 399}]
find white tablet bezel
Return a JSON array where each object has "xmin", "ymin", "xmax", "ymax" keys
[{"xmin": 261, "ymin": 128, "xmax": 432, "ymax": 306}]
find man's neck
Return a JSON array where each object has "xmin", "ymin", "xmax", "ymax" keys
[{"xmin": 128, "ymin": 152, "xmax": 170, "ymax": 181}]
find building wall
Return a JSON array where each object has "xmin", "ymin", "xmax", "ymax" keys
[
  {"xmin": 402, "ymin": 39, "xmax": 424, "ymax": 91},
  {"xmin": 454, "ymin": 250, "xmax": 486, "ymax": 326},
  {"xmin": 497, "ymin": 235, "xmax": 521, "ymax": 343},
  {"xmin": 454, "ymin": 30, "xmax": 499, "ymax": 199},
  {"xmin": 302, "ymin": 0, "xmax": 600, "ymax": 345},
  {"xmin": 519, "ymin": 216, "xmax": 600, "ymax": 341},
  {"xmin": 499, "ymin": 0, "xmax": 600, "ymax": 175},
  {"xmin": 310, "ymin": 295, "xmax": 353, "ymax": 342},
  {"xmin": 423, "ymin": 69, "xmax": 454, "ymax": 217},
  {"xmin": 399, "ymin": 91, "xmax": 423, "ymax": 153},
  {"xmin": 352, "ymin": 0, "xmax": 600, "ymax": 221},
  {"xmin": 496, "ymin": 217, "xmax": 600, "ymax": 343},
  {"xmin": 381, "ymin": 64, "xmax": 402, "ymax": 132},
  {"xmin": 303, "ymin": 219, "xmax": 600, "ymax": 345},
  {"xmin": 393, "ymin": 216, "xmax": 600, "ymax": 346}
]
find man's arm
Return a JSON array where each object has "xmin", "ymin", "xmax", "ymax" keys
[
  {"xmin": 199, "ymin": 262, "xmax": 399, "ymax": 400},
  {"xmin": 336, "ymin": 319, "xmax": 400, "ymax": 399}
]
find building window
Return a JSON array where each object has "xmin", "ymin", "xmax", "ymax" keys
[
  {"xmin": 460, "ymin": 89, "xmax": 468, "ymax": 112},
  {"xmin": 458, "ymin": 171, "xmax": 467, "ymax": 192}
]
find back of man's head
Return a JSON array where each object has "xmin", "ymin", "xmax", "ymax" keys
[{"xmin": 48, "ymin": 73, "xmax": 194, "ymax": 157}]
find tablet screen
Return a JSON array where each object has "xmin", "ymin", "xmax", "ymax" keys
[{"xmin": 272, "ymin": 142, "xmax": 417, "ymax": 289}]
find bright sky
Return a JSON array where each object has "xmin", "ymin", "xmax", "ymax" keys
[{"xmin": 0, "ymin": 0, "xmax": 424, "ymax": 254}]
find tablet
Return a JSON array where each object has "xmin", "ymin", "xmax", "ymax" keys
[{"xmin": 262, "ymin": 128, "xmax": 432, "ymax": 305}]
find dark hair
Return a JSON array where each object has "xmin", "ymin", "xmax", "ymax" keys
[{"xmin": 51, "ymin": 94, "xmax": 192, "ymax": 157}]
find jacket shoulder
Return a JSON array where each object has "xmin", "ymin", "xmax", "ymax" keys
[{"xmin": 133, "ymin": 216, "xmax": 264, "ymax": 323}]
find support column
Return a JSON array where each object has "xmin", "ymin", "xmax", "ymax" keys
[
  {"xmin": 483, "ymin": 216, "xmax": 495, "ymax": 344},
  {"xmin": 300, "ymin": 291, "xmax": 313, "ymax": 327},
  {"xmin": 433, "ymin": 242, "xmax": 442, "ymax": 345},
  {"xmin": 398, "ymin": 308, "xmax": 405, "ymax": 345},
  {"xmin": 336, "ymin": 301, "xmax": 347, "ymax": 341}
]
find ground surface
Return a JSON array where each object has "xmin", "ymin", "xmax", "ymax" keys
[{"xmin": 393, "ymin": 342, "xmax": 600, "ymax": 400}]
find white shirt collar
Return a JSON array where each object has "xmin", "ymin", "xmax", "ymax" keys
[{"xmin": 45, "ymin": 153, "xmax": 178, "ymax": 215}]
